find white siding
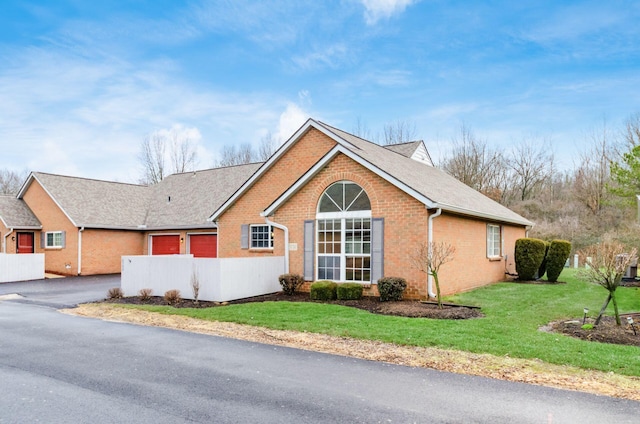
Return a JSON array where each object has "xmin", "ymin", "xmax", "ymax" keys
[
  {"xmin": 0, "ymin": 253, "xmax": 45, "ymax": 283},
  {"xmin": 121, "ymin": 255, "xmax": 284, "ymax": 302}
]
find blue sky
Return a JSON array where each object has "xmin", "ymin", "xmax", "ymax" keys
[{"xmin": 1, "ymin": 0, "xmax": 639, "ymax": 182}]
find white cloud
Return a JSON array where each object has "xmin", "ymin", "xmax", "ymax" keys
[
  {"xmin": 276, "ymin": 103, "xmax": 310, "ymax": 143},
  {"xmin": 359, "ymin": 0, "xmax": 418, "ymax": 25}
]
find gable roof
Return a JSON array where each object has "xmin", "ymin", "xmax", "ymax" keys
[
  {"xmin": 144, "ymin": 163, "xmax": 262, "ymax": 229},
  {"xmin": 215, "ymin": 118, "xmax": 530, "ymax": 227},
  {"xmin": 384, "ymin": 141, "xmax": 434, "ymax": 166},
  {"xmin": 0, "ymin": 195, "xmax": 41, "ymax": 229},
  {"xmin": 314, "ymin": 121, "xmax": 532, "ymax": 226},
  {"xmin": 16, "ymin": 164, "xmax": 262, "ymax": 230},
  {"xmin": 18, "ymin": 172, "xmax": 151, "ymax": 229}
]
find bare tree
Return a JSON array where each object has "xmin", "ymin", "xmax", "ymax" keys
[
  {"xmin": 573, "ymin": 124, "xmax": 613, "ymax": 214},
  {"xmin": 578, "ymin": 241, "xmax": 636, "ymax": 326},
  {"xmin": 352, "ymin": 117, "xmax": 376, "ymax": 141},
  {"xmin": 169, "ymin": 131, "xmax": 198, "ymax": 174},
  {"xmin": 139, "ymin": 129, "xmax": 198, "ymax": 184},
  {"xmin": 382, "ymin": 119, "xmax": 417, "ymax": 145},
  {"xmin": 216, "ymin": 143, "xmax": 256, "ymax": 167},
  {"xmin": 411, "ymin": 241, "xmax": 456, "ymax": 308},
  {"xmin": 507, "ymin": 138, "xmax": 552, "ymax": 202},
  {"xmin": 441, "ymin": 125, "xmax": 508, "ymax": 202},
  {"xmin": 621, "ymin": 112, "xmax": 640, "ymax": 151},
  {"xmin": 257, "ymin": 132, "xmax": 278, "ymax": 161},
  {"xmin": 139, "ymin": 133, "xmax": 166, "ymax": 185},
  {"xmin": 0, "ymin": 169, "xmax": 28, "ymax": 195}
]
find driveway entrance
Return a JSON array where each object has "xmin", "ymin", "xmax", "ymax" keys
[{"xmin": 0, "ymin": 274, "xmax": 119, "ymax": 308}]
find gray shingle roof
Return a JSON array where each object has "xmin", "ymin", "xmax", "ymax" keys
[
  {"xmin": 27, "ymin": 172, "xmax": 151, "ymax": 229},
  {"xmin": 0, "ymin": 195, "xmax": 41, "ymax": 228},
  {"xmin": 384, "ymin": 141, "xmax": 423, "ymax": 158},
  {"xmin": 145, "ymin": 163, "xmax": 262, "ymax": 228},
  {"xmin": 316, "ymin": 121, "xmax": 532, "ymax": 226},
  {"xmin": 20, "ymin": 164, "xmax": 262, "ymax": 230}
]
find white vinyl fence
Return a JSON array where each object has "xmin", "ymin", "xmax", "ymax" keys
[
  {"xmin": 121, "ymin": 255, "xmax": 285, "ymax": 302},
  {"xmin": 0, "ymin": 253, "xmax": 45, "ymax": 283}
]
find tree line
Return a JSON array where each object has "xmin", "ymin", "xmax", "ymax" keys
[{"xmin": 3, "ymin": 114, "xmax": 640, "ymax": 253}]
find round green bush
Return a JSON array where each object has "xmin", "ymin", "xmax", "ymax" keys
[
  {"xmin": 310, "ymin": 281, "xmax": 337, "ymax": 301},
  {"xmin": 336, "ymin": 283, "xmax": 363, "ymax": 300},
  {"xmin": 537, "ymin": 241, "xmax": 550, "ymax": 279},
  {"xmin": 377, "ymin": 277, "xmax": 407, "ymax": 301},
  {"xmin": 546, "ymin": 239, "xmax": 572, "ymax": 282},
  {"xmin": 515, "ymin": 238, "xmax": 546, "ymax": 281}
]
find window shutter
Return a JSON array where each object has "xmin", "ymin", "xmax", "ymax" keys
[
  {"xmin": 240, "ymin": 224, "xmax": 249, "ymax": 249},
  {"xmin": 486, "ymin": 225, "xmax": 491, "ymax": 258},
  {"xmin": 61, "ymin": 231, "xmax": 66, "ymax": 248},
  {"xmin": 303, "ymin": 220, "xmax": 314, "ymax": 281},
  {"xmin": 40, "ymin": 232, "xmax": 45, "ymax": 248},
  {"xmin": 371, "ymin": 218, "xmax": 384, "ymax": 283}
]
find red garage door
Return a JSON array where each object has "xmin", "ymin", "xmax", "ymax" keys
[
  {"xmin": 189, "ymin": 234, "xmax": 217, "ymax": 258},
  {"xmin": 151, "ymin": 235, "xmax": 180, "ymax": 255}
]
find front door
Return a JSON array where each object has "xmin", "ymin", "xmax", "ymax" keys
[{"xmin": 16, "ymin": 232, "xmax": 35, "ymax": 254}]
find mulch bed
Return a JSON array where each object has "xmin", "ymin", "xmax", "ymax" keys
[
  {"xmin": 105, "ymin": 291, "xmax": 484, "ymax": 319},
  {"xmin": 551, "ymin": 314, "xmax": 640, "ymax": 347}
]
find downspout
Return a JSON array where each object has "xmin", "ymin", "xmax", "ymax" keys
[
  {"xmin": 3, "ymin": 228, "xmax": 13, "ymax": 253},
  {"xmin": 264, "ymin": 217, "xmax": 289, "ymax": 274},
  {"xmin": 77, "ymin": 227, "xmax": 84, "ymax": 275},
  {"xmin": 427, "ymin": 208, "xmax": 442, "ymax": 299}
]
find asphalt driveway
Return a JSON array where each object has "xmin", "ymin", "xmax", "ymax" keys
[{"xmin": 0, "ymin": 274, "xmax": 119, "ymax": 308}]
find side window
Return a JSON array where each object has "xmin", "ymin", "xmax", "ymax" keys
[
  {"xmin": 45, "ymin": 231, "xmax": 64, "ymax": 248},
  {"xmin": 486, "ymin": 224, "xmax": 501, "ymax": 258},
  {"xmin": 250, "ymin": 225, "xmax": 273, "ymax": 249}
]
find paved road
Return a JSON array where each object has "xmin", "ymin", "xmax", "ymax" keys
[
  {"xmin": 0, "ymin": 274, "xmax": 119, "ymax": 308},
  {"xmin": 0, "ymin": 278, "xmax": 639, "ymax": 423}
]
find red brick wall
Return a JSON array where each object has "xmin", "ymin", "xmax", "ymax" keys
[
  {"xmin": 82, "ymin": 229, "xmax": 144, "ymax": 274},
  {"xmin": 217, "ymin": 127, "xmax": 336, "ymax": 258},
  {"xmin": 211, "ymin": 127, "xmax": 527, "ymax": 299},
  {"xmin": 22, "ymin": 180, "xmax": 79, "ymax": 275}
]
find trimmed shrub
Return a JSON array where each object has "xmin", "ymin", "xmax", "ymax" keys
[
  {"xmin": 278, "ymin": 273, "xmax": 305, "ymax": 296},
  {"xmin": 164, "ymin": 289, "xmax": 181, "ymax": 305},
  {"xmin": 546, "ymin": 239, "xmax": 572, "ymax": 282},
  {"xmin": 107, "ymin": 287, "xmax": 123, "ymax": 299},
  {"xmin": 336, "ymin": 283, "xmax": 363, "ymax": 300},
  {"xmin": 377, "ymin": 277, "xmax": 407, "ymax": 302},
  {"xmin": 310, "ymin": 281, "xmax": 337, "ymax": 301},
  {"xmin": 515, "ymin": 238, "xmax": 546, "ymax": 281},
  {"xmin": 138, "ymin": 288, "xmax": 153, "ymax": 301},
  {"xmin": 537, "ymin": 241, "xmax": 550, "ymax": 279}
]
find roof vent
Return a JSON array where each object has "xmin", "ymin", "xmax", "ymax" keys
[{"xmin": 168, "ymin": 196, "xmax": 171, "ymax": 203}]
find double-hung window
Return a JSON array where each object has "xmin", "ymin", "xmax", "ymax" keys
[
  {"xmin": 486, "ymin": 224, "xmax": 502, "ymax": 258},
  {"xmin": 250, "ymin": 225, "xmax": 273, "ymax": 249},
  {"xmin": 45, "ymin": 231, "xmax": 63, "ymax": 248}
]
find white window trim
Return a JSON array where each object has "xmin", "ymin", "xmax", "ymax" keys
[
  {"xmin": 45, "ymin": 231, "xmax": 63, "ymax": 249},
  {"xmin": 250, "ymin": 224, "xmax": 274, "ymax": 250},
  {"xmin": 487, "ymin": 224, "xmax": 502, "ymax": 259},
  {"xmin": 316, "ymin": 215, "xmax": 372, "ymax": 283}
]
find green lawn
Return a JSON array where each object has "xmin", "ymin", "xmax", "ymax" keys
[{"xmin": 120, "ymin": 269, "xmax": 640, "ymax": 376}]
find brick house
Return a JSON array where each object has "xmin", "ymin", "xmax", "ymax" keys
[
  {"xmin": 210, "ymin": 119, "xmax": 532, "ymax": 298},
  {"xmin": 0, "ymin": 118, "xmax": 531, "ymax": 298},
  {"xmin": 1, "ymin": 164, "xmax": 258, "ymax": 275}
]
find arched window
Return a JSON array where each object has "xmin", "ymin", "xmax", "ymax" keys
[{"xmin": 316, "ymin": 181, "xmax": 371, "ymax": 282}]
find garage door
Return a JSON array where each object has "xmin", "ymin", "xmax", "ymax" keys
[
  {"xmin": 189, "ymin": 234, "xmax": 217, "ymax": 258},
  {"xmin": 151, "ymin": 235, "xmax": 180, "ymax": 255}
]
